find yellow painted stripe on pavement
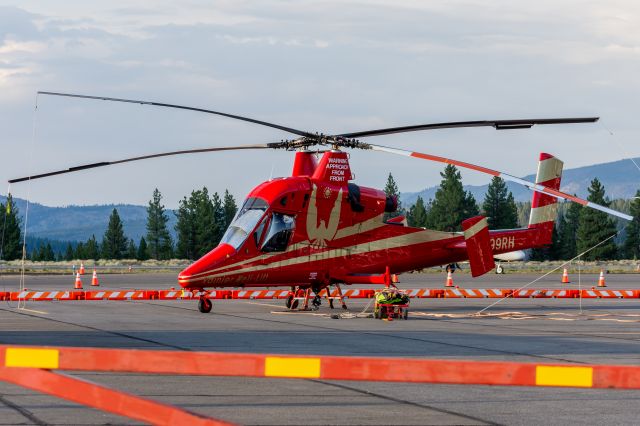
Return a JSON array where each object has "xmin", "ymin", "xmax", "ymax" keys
[
  {"xmin": 5, "ymin": 348, "xmax": 59, "ymax": 369},
  {"xmin": 535, "ymin": 366, "xmax": 593, "ymax": 387},
  {"xmin": 264, "ymin": 356, "xmax": 321, "ymax": 378}
]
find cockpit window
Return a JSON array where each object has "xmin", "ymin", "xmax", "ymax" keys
[
  {"xmin": 220, "ymin": 197, "xmax": 268, "ymax": 250},
  {"xmin": 261, "ymin": 213, "xmax": 295, "ymax": 252}
]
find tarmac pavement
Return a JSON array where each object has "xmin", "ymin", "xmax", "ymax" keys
[{"xmin": 0, "ymin": 271, "xmax": 639, "ymax": 425}]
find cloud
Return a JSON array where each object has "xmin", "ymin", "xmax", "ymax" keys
[{"xmin": 0, "ymin": 1, "xmax": 638, "ymax": 208}]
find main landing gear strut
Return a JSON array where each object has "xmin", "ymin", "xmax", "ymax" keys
[{"xmin": 285, "ymin": 284, "xmax": 348, "ymax": 311}]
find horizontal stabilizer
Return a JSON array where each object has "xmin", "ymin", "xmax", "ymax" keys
[{"xmin": 462, "ymin": 216, "xmax": 495, "ymax": 277}]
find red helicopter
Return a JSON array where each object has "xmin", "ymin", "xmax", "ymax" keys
[{"xmin": 11, "ymin": 92, "xmax": 632, "ymax": 313}]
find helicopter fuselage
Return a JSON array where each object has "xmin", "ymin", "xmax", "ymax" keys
[{"xmin": 177, "ymin": 150, "xmax": 551, "ymax": 290}]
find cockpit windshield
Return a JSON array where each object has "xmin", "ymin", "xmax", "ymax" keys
[{"xmin": 220, "ymin": 197, "xmax": 268, "ymax": 249}]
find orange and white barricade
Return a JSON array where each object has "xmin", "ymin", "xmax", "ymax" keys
[
  {"xmin": 85, "ymin": 290, "xmax": 148, "ymax": 301},
  {"xmin": 512, "ymin": 289, "xmax": 549, "ymax": 298},
  {"xmin": 541, "ymin": 289, "xmax": 578, "ymax": 298},
  {"xmin": 10, "ymin": 291, "xmax": 83, "ymax": 301},
  {"xmin": 341, "ymin": 289, "xmax": 374, "ymax": 298},
  {"xmin": 404, "ymin": 289, "xmax": 444, "ymax": 298},
  {"xmin": 232, "ymin": 290, "xmax": 290, "ymax": 299},
  {"xmin": 444, "ymin": 288, "xmax": 506, "ymax": 298},
  {"xmin": 158, "ymin": 289, "xmax": 196, "ymax": 300},
  {"xmin": 579, "ymin": 289, "xmax": 639, "ymax": 299}
]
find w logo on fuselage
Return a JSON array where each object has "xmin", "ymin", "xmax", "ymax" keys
[{"xmin": 306, "ymin": 184, "xmax": 342, "ymax": 247}]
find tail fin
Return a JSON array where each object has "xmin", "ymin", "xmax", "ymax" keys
[
  {"xmin": 462, "ymin": 216, "xmax": 495, "ymax": 277},
  {"xmin": 528, "ymin": 153, "xmax": 563, "ymax": 245}
]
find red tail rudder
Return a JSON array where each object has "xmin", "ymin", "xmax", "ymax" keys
[
  {"xmin": 528, "ymin": 153, "xmax": 563, "ymax": 245},
  {"xmin": 462, "ymin": 215, "xmax": 495, "ymax": 277}
]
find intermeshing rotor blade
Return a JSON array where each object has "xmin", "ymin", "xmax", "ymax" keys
[
  {"xmin": 38, "ymin": 91, "xmax": 315, "ymax": 138},
  {"xmin": 8, "ymin": 144, "xmax": 272, "ymax": 184},
  {"xmin": 369, "ymin": 144, "xmax": 633, "ymax": 221},
  {"xmin": 336, "ymin": 117, "xmax": 599, "ymax": 139}
]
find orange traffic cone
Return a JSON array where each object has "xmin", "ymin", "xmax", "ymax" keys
[
  {"xmin": 74, "ymin": 272, "xmax": 83, "ymax": 289},
  {"xmin": 79, "ymin": 262, "xmax": 85, "ymax": 275},
  {"xmin": 561, "ymin": 268, "xmax": 570, "ymax": 284},
  {"xmin": 445, "ymin": 271, "xmax": 454, "ymax": 287},
  {"xmin": 91, "ymin": 269, "xmax": 99, "ymax": 287},
  {"xmin": 597, "ymin": 270, "xmax": 607, "ymax": 287}
]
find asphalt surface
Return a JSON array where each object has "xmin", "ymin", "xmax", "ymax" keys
[{"xmin": 0, "ymin": 271, "xmax": 639, "ymax": 425}]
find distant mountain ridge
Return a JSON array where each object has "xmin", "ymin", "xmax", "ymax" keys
[
  {"xmin": 401, "ymin": 157, "xmax": 640, "ymax": 207},
  {"xmin": 0, "ymin": 196, "xmax": 177, "ymax": 244},
  {"xmin": 1, "ymin": 156, "xmax": 639, "ymax": 244}
]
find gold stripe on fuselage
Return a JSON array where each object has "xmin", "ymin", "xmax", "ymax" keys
[{"xmin": 181, "ymin": 227, "xmax": 457, "ymax": 284}]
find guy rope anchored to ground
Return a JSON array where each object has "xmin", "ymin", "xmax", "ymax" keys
[{"xmin": 475, "ymin": 233, "xmax": 619, "ymax": 316}]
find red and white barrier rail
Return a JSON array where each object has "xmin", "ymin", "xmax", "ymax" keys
[{"xmin": 2, "ymin": 288, "xmax": 640, "ymax": 301}]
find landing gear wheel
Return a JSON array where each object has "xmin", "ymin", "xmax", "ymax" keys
[
  {"xmin": 312, "ymin": 295, "xmax": 322, "ymax": 310},
  {"xmin": 198, "ymin": 297, "xmax": 212, "ymax": 313},
  {"xmin": 285, "ymin": 295, "xmax": 299, "ymax": 310}
]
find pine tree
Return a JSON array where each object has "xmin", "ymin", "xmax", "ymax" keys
[
  {"xmin": 408, "ymin": 196, "xmax": 428, "ymax": 227},
  {"xmin": 44, "ymin": 243, "xmax": 55, "ymax": 261},
  {"xmin": 33, "ymin": 245, "xmax": 43, "ymax": 261},
  {"xmin": 576, "ymin": 179, "xmax": 618, "ymax": 260},
  {"xmin": 516, "ymin": 201, "xmax": 531, "ymax": 228},
  {"xmin": 223, "ymin": 189, "xmax": 238, "ymax": 230},
  {"xmin": 74, "ymin": 242, "xmax": 86, "ymax": 260},
  {"xmin": 197, "ymin": 188, "xmax": 218, "ymax": 257},
  {"xmin": 175, "ymin": 194, "xmax": 197, "ymax": 260},
  {"xmin": 383, "ymin": 173, "xmax": 401, "ymax": 220},
  {"xmin": 137, "ymin": 237, "xmax": 149, "ymax": 261},
  {"xmin": 102, "ymin": 208, "xmax": 128, "ymax": 259},
  {"xmin": 559, "ymin": 199, "xmax": 581, "ymax": 259},
  {"xmin": 1, "ymin": 195, "xmax": 23, "ymax": 260},
  {"xmin": 85, "ymin": 235, "xmax": 100, "ymax": 260},
  {"xmin": 65, "ymin": 243, "xmax": 74, "ymax": 261},
  {"xmin": 623, "ymin": 190, "xmax": 640, "ymax": 259},
  {"xmin": 482, "ymin": 177, "xmax": 518, "ymax": 229},
  {"xmin": 426, "ymin": 165, "xmax": 479, "ymax": 232},
  {"xmin": 127, "ymin": 239, "xmax": 137, "ymax": 259},
  {"xmin": 212, "ymin": 191, "xmax": 226, "ymax": 243},
  {"xmin": 553, "ymin": 213, "xmax": 568, "ymax": 259},
  {"xmin": 145, "ymin": 189, "xmax": 173, "ymax": 260}
]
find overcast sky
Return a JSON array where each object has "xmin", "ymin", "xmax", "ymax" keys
[{"xmin": 1, "ymin": 1, "xmax": 639, "ymax": 208}]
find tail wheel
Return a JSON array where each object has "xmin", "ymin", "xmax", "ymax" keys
[{"xmin": 198, "ymin": 297, "xmax": 212, "ymax": 313}]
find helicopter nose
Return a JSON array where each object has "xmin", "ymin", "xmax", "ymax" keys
[{"xmin": 178, "ymin": 244, "xmax": 236, "ymax": 288}]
